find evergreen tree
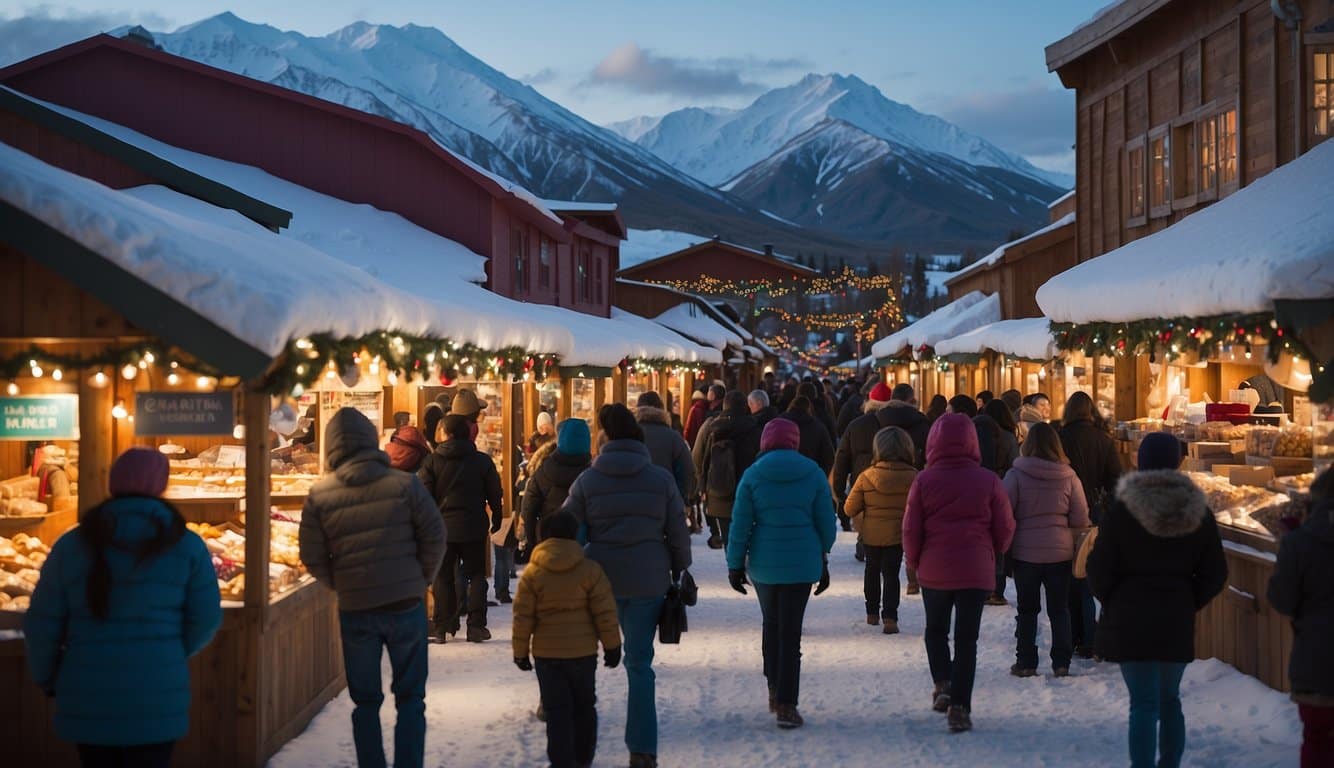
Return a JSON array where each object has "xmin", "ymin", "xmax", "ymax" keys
[{"xmin": 910, "ymin": 254, "xmax": 929, "ymax": 318}]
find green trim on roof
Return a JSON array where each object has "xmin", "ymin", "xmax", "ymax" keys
[
  {"xmin": 0, "ymin": 201, "xmax": 273, "ymax": 378},
  {"xmin": 0, "ymin": 87, "xmax": 292, "ymax": 230}
]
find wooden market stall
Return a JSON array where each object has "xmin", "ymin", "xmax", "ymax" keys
[{"xmin": 869, "ymin": 292, "xmax": 1001, "ymax": 403}]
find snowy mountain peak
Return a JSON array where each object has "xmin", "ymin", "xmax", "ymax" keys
[{"xmin": 608, "ymin": 72, "xmax": 1070, "ymax": 189}]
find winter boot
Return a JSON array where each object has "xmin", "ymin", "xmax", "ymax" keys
[
  {"xmin": 932, "ymin": 682, "xmax": 951, "ymax": 713},
  {"xmin": 905, "ymin": 583, "xmax": 920, "ymax": 596},
  {"xmin": 882, "ymin": 618, "xmax": 899, "ymax": 635},
  {"xmin": 466, "ymin": 626, "xmax": 491, "ymax": 643},
  {"xmin": 1009, "ymin": 664, "xmax": 1037, "ymax": 678},
  {"xmin": 947, "ymin": 705, "xmax": 972, "ymax": 733},
  {"xmin": 768, "ymin": 685, "xmax": 777, "ymax": 713},
  {"xmin": 429, "ymin": 630, "xmax": 448, "ymax": 645},
  {"xmin": 854, "ymin": 540, "xmax": 865, "ymax": 562},
  {"xmin": 628, "ymin": 752, "xmax": 657, "ymax": 768},
  {"xmin": 496, "ymin": 592, "xmax": 513, "ymax": 604},
  {"xmin": 867, "ymin": 614, "xmax": 878, "ymax": 626},
  {"xmin": 776, "ymin": 704, "xmax": 804, "ymax": 729},
  {"xmin": 985, "ymin": 594, "xmax": 1009, "ymax": 607},
  {"xmin": 1053, "ymin": 667, "xmax": 1070, "ymax": 678},
  {"xmin": 535, "ymin": 700, "xmax": 546, "ymax": 722},
  {"xmin": 707, "ymin": 534, "xmax": 723, "ymax": 550}
]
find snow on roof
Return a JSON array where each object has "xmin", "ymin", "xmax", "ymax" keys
[
  {"xmin": 653, "ymin": 303, "xmax": 744, "ymax": 351},
  {"xmin": 621, "ymin": 229, "xmax": 703, "ymax": 269},
  {"xmin": 0, "ymin": 143, "xmax": 572, "ymax": 359},
  {"xmin": 606, "ymin": 309, "xmax": 721, "ymax": 364},
  {"xmin": 741, "ymin": 345, "xmax": 764, "ymax": 359},
  {"xmin": 541, "ymin": 199, "xmax": 618, "ymax": 213},
  {"xmin": 1071, "ymin": 0, "xmax": 1126, "ymax": 35},
  {"xmin": 870, "ymin": 291, "xmax": 1001, "ymax": 359},
  {"xmin": 1037, "ymin": 140, "xmax": 1334, "ymax": 323},
  {"xmin": 945, "ymin": 212, "xmax": 1075, "ymax": 287},
  {"xmin": 6, "ymin": 87, "xmax": 489, "ymax": 283},
  {"xmin": 1047, "ymin": 189, "xmax": 1075, "ymax": 209},
  {"xmin": 934, "ymin": 317, "xmax": 1056, "ymax": 361}
]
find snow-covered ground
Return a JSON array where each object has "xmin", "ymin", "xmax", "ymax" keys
[{"xmin": 269, "ymin": 533, "xmax": 1300, "ymax": 767}]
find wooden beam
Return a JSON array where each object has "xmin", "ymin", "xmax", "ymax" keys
[
  {"xmin": 76, "ymin": 364, "xmax": 112, "ymax": 516},
  {"xmin": 243, "ymin": 388, "xmax": 271, "ymax": 623}
]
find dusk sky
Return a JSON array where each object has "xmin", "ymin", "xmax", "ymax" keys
[{"xmin": 0, "ymin": 2, "xmax": 1110, "ymax": 173}]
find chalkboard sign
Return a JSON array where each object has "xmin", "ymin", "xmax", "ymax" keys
[
  {"xmin": 135, "ymin": 392, "xmax": 236, "ymax": 436},
  {"xmin": 0, "ymin": 395, "xmax": 78, "ymax": 440}
]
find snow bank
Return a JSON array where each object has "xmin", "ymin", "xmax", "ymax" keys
[
  {"xmin": 946, "ymin": 212, "xmax": 1075, "ymax": 287},
  {"xmin": 653, "ymin": 303, "xmax": 744, "ymax": 351},
  {"xmin": 871, "ymin": 291, "xmax": 1001, "ymax": 359},
  {"xmin": 1038, "ymin": 140, "xmax": 1334, "ymax": 322},
  {"xmin": 935, "ymin": 317, "xmax": 1056, "ymax": 361},
  {"xmin": 268, "ymin": 531, "xmax": 1300, "ymax": 768},
  {"xmin": 621, "ymin": 228, "xmax": 703, "ymax": 268}
]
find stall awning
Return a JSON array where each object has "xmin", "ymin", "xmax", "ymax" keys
[
  {"xmin": 934, "ymin": 317, "xmax": 1057, "ymax": 363},
  {"xmin": 870, "ymin": 292, "xmax": 1000, "ymax": 360},
  {"xmin": 1037, "ymin": 139, "xmax": 1334, "ymax": 323}
]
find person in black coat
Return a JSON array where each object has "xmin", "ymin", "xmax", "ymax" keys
[
  {"xmin": 1268, "ymin": 469, "xmax": 1334, "ymax": 767},
  {"xmin": 521, "ymin": 420, "xmax": 592, "ymax": 551},
  {"xmin": 747, "ymin": 390, "xmax": 780, "ymax": 431},
  {"xmin": 418, "ymin": 414, "xmax": 505, "ymax": 643},
  {"xmin": 1086, "ymin": 433, "xmax": 1226, "ymax": 768},
  {"xmin": 835, "ymin": 378, "xmax": 877, "ymax": 438},
  {"xmin": 778, "ymin": 396, "xmax": 835, "ymax": 476},
  {"xmin": 1059, "ymin": 390, "xmax": 1122, "ymax": 654},
  {"xmin": 798, "ymin": 382, "xmax": 837, "ymax": 440}
]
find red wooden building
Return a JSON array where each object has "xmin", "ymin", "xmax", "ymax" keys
[
  {"xmin": 0, "ymin": 33, "xmax": 619, "ymax": 317},
  {"xmin": 618, "ymin": 238, "xmax": 818, "ymax": 285}
]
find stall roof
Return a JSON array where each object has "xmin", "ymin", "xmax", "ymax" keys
[
  {"xmin": 653, "ymin": 303, "xmax": 745, "ymax": 351},
  {"xmin": 871, "ymin": 291, "xmax": 1000, "ymax": 359},
  {"xmin": 605, "ymin": 309, "xmax": 721, "ymax": 364},
  {"xmin": 945, "ymin": 213, "xmax": 1075, "ymax": 287},
  {"xmin": 2, "ymin": 93, "xmax": 712, "ymax": 367},
  {"xmin": 934, "ymin": 317, "xmax": 1056, "ymax": 362},
  {"xmin": 1037, "ymin": 140, "xmax": 1334, "ymax": 323},
  {"xmin": 1047, "ymin": 190, "xmax": 1075, "ymax": 210}
]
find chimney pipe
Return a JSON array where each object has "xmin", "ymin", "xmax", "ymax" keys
[{"xmin": 763, "ymin": 244, "xmax": 774, "ymax": 257}]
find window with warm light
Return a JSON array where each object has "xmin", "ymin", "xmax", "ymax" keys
[
  {"xmin": 1217, "ymin": 109, "xmax": 1237, "ymax": 186},
  {"xmin": 511, "ymin": 225, "xmax": 529, "ymax": 295},
  {"xmin": 1313, "ymin": 50, "xmax": 1333, "ymax": 140},
  {"xmin": 538, "ymin": 235, "xmax": 551, "ymax": 289},
  {"xmin": 1149, "ymin": 134, "xmax": 1169, "ymax": 210},
  {"xmin": 1199, "ymin": 116, "xmax": 1218, "ymax": 191}
]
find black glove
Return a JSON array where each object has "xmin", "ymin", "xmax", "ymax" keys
[
  {"xmin": 728, "ymin": 569, "xmax": 749, "ymax": 595},
  {"xmin": 604, "ymin": 646, "xmax": 622, "ymax": 669},
  {"xmin": 514, "ymin": 656, "xmax": 533, "ymax": 672},
  {"xmin": 814, "ymin": 557, "xmax": 830, "ymax": 596}
]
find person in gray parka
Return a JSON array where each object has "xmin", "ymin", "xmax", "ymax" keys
[
  {"xmin": 300, "ymin": 407, "xmax": 447, "ymax": 768},
  {"xmin": 636, "ymin": 391, "xmax": 696, "ymax": 501}
]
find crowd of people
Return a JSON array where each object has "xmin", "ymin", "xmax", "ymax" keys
[{"xmin": 19, "ymin": 373, "xmax": 1333, "ymax": 768}]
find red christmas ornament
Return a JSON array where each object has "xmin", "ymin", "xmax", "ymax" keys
[{"xmin": 439, "ymin": 370, "xmax": 456, "ymax": 387}]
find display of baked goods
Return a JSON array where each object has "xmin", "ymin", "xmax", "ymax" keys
[
  {"xmin": 1270, "ymin": 472, "xmax": 1316, "ymax": 495},
  {"xmin": 1, "ymin": 498, "xmax": 49, "ymax": 518},
  {"xmin": 1185, "ymin": 472, "xmax": 1288, "ymax": 539},
  {"xmin": 194, "ymin": 513, "xmax": 308, "ymax": 602},
  {"xmin": 1272, "ymin": 427, "xmax": 1313, "ymax": 458},
  {"xmin": 0, "ymin": 475, "xmax": 39, "ymax": 500}
]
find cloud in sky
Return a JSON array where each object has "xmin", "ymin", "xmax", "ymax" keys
[
  {"xmin": 0, "ymin": 7, "xmax": 170, "ymax": 67},
  {"xmin": 932, "ymin": 83, "xmax": 1075, "ymax": 168},
  {"xmin": 586, "ymin": 42, "xmax": 806, "ymax": 98}
]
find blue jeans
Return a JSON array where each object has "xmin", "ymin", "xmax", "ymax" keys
[
  {"xmin": 1012, "ymin": 559, "xmax": 1073, "ymax": 669},
  {"xmin": 1119, "ymin": 661, "xmax": 1188, "ymax": 768},
  {"xmin": 921, "ymin": 588, "xmax": 987, "ymax": 710},
  {"xmin": 339, "ymin": 601, "xmax": 429, "ymax": 768},
  {"xmin": 617, "ymin": 595, "xmax": 665, "ymax": 755},
  {"xmin": 754, "ymin": 582, "xmax": 812, "ymax": 706},
  {"xmin": 494, "ymin": 544, "xmax": 516, "ymax": 597}
]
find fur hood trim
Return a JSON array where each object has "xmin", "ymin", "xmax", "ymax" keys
[
  {"xmin": 863, "ymin": 398, "xmax": 913, "ymax": 414},
  {"xmin": 527, "ymin": 440, "xmax": 558, "ymax": 478},
  {"xmin": 635, "ymin": 405, "xmax": 670, "ymax": 427},
  {"xmin": 1116, "ymin": 470, "xmax": 1209, "ymax": 538}
]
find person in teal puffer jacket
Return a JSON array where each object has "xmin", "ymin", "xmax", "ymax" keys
[
  {"xmin": 727, "ymin": 418, "xmax": 838, "ymax": 730},
  {"xmin": 25, "ymin": 446, "xmax": 222, "ymax": 768}
]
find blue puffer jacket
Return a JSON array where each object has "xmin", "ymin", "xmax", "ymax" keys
[
  {"xmin": 24, "ymin": 497, "xmax": 222, "ymax": 746},
  {"xmin": 727, "ymin": 449, "xmax": 838, "ymax": 585}
]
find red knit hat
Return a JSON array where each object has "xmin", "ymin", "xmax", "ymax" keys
[
  {"xmin": 869, "ymin": 382, "xmax": 894, "ymax": 402},
  {"xmin": 760, "ymin": 417, "xmax": 801, "ymax": 453},
  {"xmin": 109, "ymin": 446, "xmax": 170, "ymax": 498}
]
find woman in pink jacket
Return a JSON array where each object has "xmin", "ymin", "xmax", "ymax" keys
[
  {"xmin": 1002, "ymin": 423, "xmax": 1090, "ymax": 679},
  {"xmin": 904, "ymin": 413, "xmax": 1015, "ymax": 734}
]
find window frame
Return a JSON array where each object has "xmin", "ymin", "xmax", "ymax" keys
[
  {"xmin": 538, "ymin": 235, "xmax": 552, "ymax": 290},
  {"xmin": 1147, "ymin": 125, "xmax": 1172, "ymax": 218},
  {"xmin": 1170, "ymin": 117, "xmax": 1198, "ymax": 208},
  {"xmin": 511, "ymin": 224, "xmax": 528, "ymax": 296},
  {"xmin": 578, "ymin": 246, "xmax": 592, "ymax": 303},
  {"xmin": 1125, "ymin": 135, "xmax": 1147, "ymax": 228},
  {"xmin": 1215, "ymin": 106, "xmax": 1238, "ymax": 195},
  {"xmin": 1310, "ymin": 46, "xmax": 1334, "ymax": 146}
]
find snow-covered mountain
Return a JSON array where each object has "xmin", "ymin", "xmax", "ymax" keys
[
  {"xmin": 608, "ymin": 73, "xmax": 1071, "ymax": 189},
  {"xmin": 721, "ymin": 118, "xmax": 1063, "ymax": 250},
  {"xmin": 137, "ymin": 13, "xmax": 870, "ymax": 260}
]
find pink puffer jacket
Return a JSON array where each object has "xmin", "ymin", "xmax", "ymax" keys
[
  {"xmin": 1002, "ymin": 457, "xmax": 1090, "ymax": 564},
  {"xmin": 903, "ymin": 413, "xmax": 1015, "ymax": 591}
]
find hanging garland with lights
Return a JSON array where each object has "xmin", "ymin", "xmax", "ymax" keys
[
  {"xmin": 1048, "ymin": 312, "xmax": 1313, "ymax": 364},
  {"xmin": 0, "ymin": 342, "xmax": 227, "ymax": 395}
]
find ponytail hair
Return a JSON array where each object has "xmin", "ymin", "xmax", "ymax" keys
[{"xmin": 82, "ymin": 499, "xmax": 187, "ymax": 620}]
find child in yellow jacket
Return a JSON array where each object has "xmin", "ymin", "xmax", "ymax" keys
[
  {"xmin": 513, "ymin": 511, "xmax": 622, "ymax": 768},
  {"xmin": 845, "ymin": 426, "xmax": 918, "ymax": 634}
]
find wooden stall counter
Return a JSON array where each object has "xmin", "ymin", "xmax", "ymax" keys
[{"xmin": 1194, "ymin": 526, "xmax": 1291, "ymax": 693}]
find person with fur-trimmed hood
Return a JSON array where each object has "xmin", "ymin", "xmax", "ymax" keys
[
  {"xmin": 1087, "ymin": 432, "xmax": 1226, "ymax": 768},
  {"xmin": 636, "ymin": 391, "xmax": 696, "ymax": 501}
]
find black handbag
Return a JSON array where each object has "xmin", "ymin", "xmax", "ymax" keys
[{"xmin": 658, "ymin": 581, "xmax": 689, "ymax": 645}]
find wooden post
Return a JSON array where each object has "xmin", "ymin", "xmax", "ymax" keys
[
  {"xmin": 593, "ymin": 374, "xmax": 607, "ymax": 414},
  {"xmin": 77, "ymin": 367, "xmax": 113, "ymax": 516},
  {"xmin": 558, "ymin": 376, "xmax": 573, "ymax": 421},
  {"xmin": 613, "ymin": 368, "xmax": 628, "ymax": 405},
  {"xmin": 502, "ymin": 382, "xmax": 517, "ymax": 517},
  {"xmin": 243, "ymin": 388, "xmax": 271, "ymax": 622}
]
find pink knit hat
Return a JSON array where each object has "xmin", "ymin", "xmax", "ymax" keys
[
  {"xmin": 760, "ymin": 418, "xmax": 801, "ymax": 453},
  {"xmin": 109, "ymin": 446, "xmax": 170, "ymax": 498}
]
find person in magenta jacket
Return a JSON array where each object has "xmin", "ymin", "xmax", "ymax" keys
[
  {"xmin": 903, "ymin": 412, "xmax": 1015, "ymax": 733},
  {"xmin": 1002, "ymin": 423, "xmax": 1090, "ymax": 678}
]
